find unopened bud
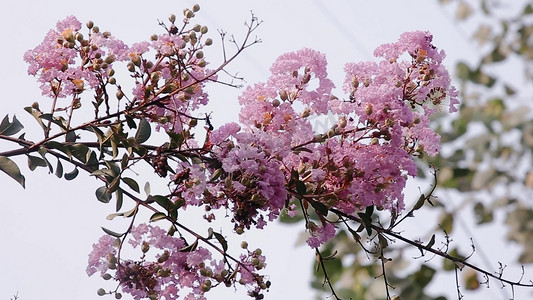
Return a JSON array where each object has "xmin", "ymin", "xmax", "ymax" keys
[
  {"xmin": 205, "ymin": 38, "xmax": 213, "ymax": 46},
  {"xmin": 301, "ymin": 108, "xmax": 311, "ymax": 118},
  {"xmin": 169, "ymin": 14, "xmax": 176, "ymax": 23},
  {"xmin": 183, "ymin": 9, "xmax": 194, "ymax": 18},
  {"xmin": 241, "ymin": 241, "xmax": 248, "ymax": 249},
  {"xmin": 141, "ymin": 241, "xmax": 150, "ymax": 253},
  {"xmin": 97, "ymin": 288, "xmax": 106, "ymax": 296},
  {"xmin": 86, "ymin": 21, "xmax": 94, "ymax": 29},
  {"xmin": 192, "ymin": 4, "xmax": 200, "ymax": 12},
  {"xmin": 272, "ymin": 99, "xmax": 280, "ymax": 107},
  {"xmin": 339, "ymin": 116, "xmax": 347, "ymax": 128},
  {"xmin": 366, "ymin": 104, "xmax": 373, "ymax": 115},
  {"xmin": 193, "ymin": 24, "xmax": 201, "ymax": 32},
  {"xmin": 200, "ymin": 26, "xmax": 208, "ymax": 34},
  {"xmin": 92, "ymin": 26, "xmax": 100, "ymax": 33}
]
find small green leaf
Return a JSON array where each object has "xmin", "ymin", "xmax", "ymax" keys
[
  {"xmin": 150, "ymin": 212, "xmax": 167, "ymax": 222},
  {"xmin": 378, "ymin": 233, "xmax": 389, "ymax": 249},
  {"xmin": 135, "ymin": 119, "xmax": 151, "ymax": 144},
  {"xmin": 106, "ymin": 212, "xmax": 124, "ymax": 220},
  {"xmin": 213, "ymin": 232, "xmax": 228, "ymax": 252},
  {"xmin": 64, "ymin": 167, "xmax": 79, "ymax": 180},
  {"xmin": 122, "ymin": 177, "xmax": 140, "ymax": 193},
  {"xmin": 24, "ymin": 106, "xmax": 45, "ymax": 130},
  {"xmin": 55, "ymin": 159, "xmax": 63, "ymax": 178},
  {"xmin": 0, "ymin": 156, "xmax": 25, "ymax": 187},
  {"xmin": 115, "ymin": 188, "xmax": 123, "ymax": 211},
  {"xmin": 413, "ymin": 194, "xmax": 426, "ymax": 211},
  {"xmin": 125, "ymin": 115, "xmax": 137, "ymax": 129},
  {"xmin": 101, "ymin": 227, "xmax": 124, "ymax": 238},
  {"xmin": 153, "ymin": 195, "xmax": 173, "ymax": 211},
  {"xmin": 27, "ymin": 155, "xmax": 47, "ymax": 171},
  {"xmin": 0, "ymin": 115, "xmax": 24, "ymax": 136},
  {"xmin": 426, "ymin": 234, "xmax": 436, "ymax": 249},
  {"xmin": 96, "ymin": 186, "xmax": 112, "ymax": 203},
  {"xmin": 179, "ymin": 239, "xmax": 198, "ymax": 252},
  {"xmin": 309, "ymin": 200, "xmax": 329, "ymax": 217},
  {"xmin": 439, "ymin": 212, "xmax": 454, "ymax": 234},
  {"xmin": 295, "ymin": 180, "xmax": 306, "ymax": 195}
]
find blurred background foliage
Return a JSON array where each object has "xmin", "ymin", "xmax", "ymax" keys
[{"xmin": 290, "ymin": 1, "xmax": 533, "ymax": 299}]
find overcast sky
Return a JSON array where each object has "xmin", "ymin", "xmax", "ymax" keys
[{"xmin": 1, "ymin": 1, "xmax": 531, "ymax": 299}]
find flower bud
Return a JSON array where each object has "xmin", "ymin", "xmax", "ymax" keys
[
  {"xmin": 195, "ymin": 51, "xmax": 204, "ymax": 59},
  {"xmin": 192, "ymin": 4, "xmax": 200, "ymax": 12},
  {"xmin": 241, "ymin": 241, "xmax": 248, "ymax": 249},
  {"xmin": 339, "ymin": 116, "xmax": 347, "ymax": 128},
  {"xmin": 205, "ymin": 38, "xmax": 213, "ymax": 46},
  {"xmin": 365, "ymin": 104, "xmax": 373, "ymax": 115},
  {"xmin": 169, "ymin": 14, "xmax": 176, "ymax": 23},
  {"xmin": 301, "ymin": 108, "xmax": 311, "ymax": 118},
  {"xmin": 97, "ymin": 288, "xmax": 106, "ymax": 296},
  {"xmin": 115, "ymin": 293, "xmax": 122, "ymax": 299},
  {"xmin": 183, "ymin": 9, "xmax": 194, "ymax": 18},
  {"xmin": 200, "ymin": 26, "xmax": 208, "ymax": 34},
  {"xmin": 271, "ymin": 99, "xmax": 280, "ymax": 107},
  {"xmin": 92, "ymin": 26, "xmax": 100, "ymax": 33},
  {"xmin": 193, "ymin": 24, "xmax": 201, "ymax": 32},
  {"xmin": 86, "ymin": 21, "xmax": 94, "ymax": 29},
  {"xmin": 141, "ymin": 241, "xmax": 150, "ymax": 253},
  {"xmin": 254, "ymin": 248, "xmax": 262, "ymax": 256},
  {"xmin": 108, "ymin": 77, "xmax": 116, "ymax": 85},
  {"xmin": 127, "ymin": 62, "xmax": 135, "ymax": 72},
  {"xmin": 116, "ymin": 90, "xmax": 124, "ymax": 100}
]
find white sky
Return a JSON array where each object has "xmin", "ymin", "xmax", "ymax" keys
[{"xmin": 1, "ymin": 0, "xmax": 531, "ymax": 299}]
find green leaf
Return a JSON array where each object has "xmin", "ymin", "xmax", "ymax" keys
[
  {"xmin": 179, "ymin": 239, "xmax": 198, "ymax": 252},
  {"xmin": 135, "ymin": 119, "xmax": 151, "ymax": 144},
  {"xmin": 115, "ymin": 188, "xmax": 123, "ymax": 211},
  {"xmin": 68, "ymin": 144, "xmax": 90, "ymax": 164},
  {"xmin": 96, "ymin": 186, "xmax": 112, "ymax": 203},
  {"xmin": 439, "ymin": 212, "xmax": 454, "ymax": 234},
  {"xmin": 64, "ymin": 167, "xmax": 79, "ymax": 180},
  {"xmin": 122, "ymin": 177, "xmax": 140, "ymax": 193},
  {"xmin": 309, "ymin": 200, "xmax": 329, "ymax": 217},
  {"xmin": 455, "ymin": 61, "xmax": 471, "ymax": 81},
  {"xmin": 0, "ymin": 115, "xmax": 23, "ymax": 136},
  {"xmin": 153, "ymin": 195, "xmax": 173, "ymax": 211},
  {"xmin": 295, "ymin": 180, "xmax": 306, "ymax": 195},
  {"xmin": 150, "ymin": 212, "xmax": 167, "ymax": 222},
  {"xmin": 125, "ymin": 115, "xmax": 137, "ymax": 129},
  {"xmin": 413, "ymin": 194, "xmax": 426, "ymax": 211},
  {"xmin": 27, "ymin": 155, "xmax": 47, "ymax": 171},
  {"xmin": 0, "ymin": 156, "xmax": 25, "ymax": 187},
  {"xmin": 55, "ymin": 159, "xmax": 63, "ymax": 178},
  {"xmin": 213, "ymin": 232, "xmax": 228, "ymax": 252},
  {"xmin": 24, "ymin": 106, "xmax": 46, "ymax": 130},
  {"xmin": 45, "ymin": 141, "xmax": 71, "ymax": 159},
  {"xmin": 426, "ymin": 234, "xmax": 436, "ymax": 249},
  {"xmin": 101, "ymin": 227, "xmax": 124, "ymax": 238}
]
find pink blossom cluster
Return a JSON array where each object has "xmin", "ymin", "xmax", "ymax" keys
[
  {"xmin": 203, "ymin": 31, "xmax": 459, "ymax": 248},
  {"xmin": 24, "ymin": 16, "xmax": 127, "ymax": 98},
  {"xmin": 24, "ymin": 15, "xmax": 212, "ymax": 134},
  {"xmin": 87, "ymin": 224, "xmax": 268, "ymax": 299}
]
